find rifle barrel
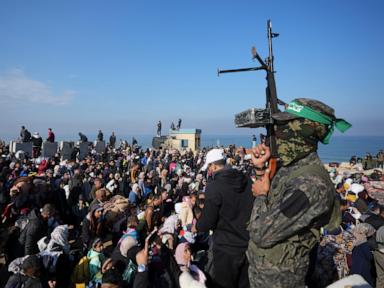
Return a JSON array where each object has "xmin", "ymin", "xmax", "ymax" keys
[
  {"xmin": 267, "ymin": 19, "xmax": 275, "ymax": 72},
  {"xmin": 218, "ymin": 66, "xmax": 265, "ymax": 75}
]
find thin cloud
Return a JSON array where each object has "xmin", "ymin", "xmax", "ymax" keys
[
  {"xmin": 0, "ymin": 69, "xmax": 76, "ymax": 106},
  {"xmin": 67, "ymin": 74, "xmax": 79, "ymax": 79}
]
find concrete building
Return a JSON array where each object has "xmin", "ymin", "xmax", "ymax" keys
[
  {"xmin": 152, "ymin": 128, "xmax": 202, "ymax": 152},
  {"xmin": 166, "ymin": 129, "xmax": 201, "ymax": 152}
]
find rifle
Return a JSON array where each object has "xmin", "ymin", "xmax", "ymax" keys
[{"xmin": 218, "ymin": 20, "xmax": 285, "ymax": 178}]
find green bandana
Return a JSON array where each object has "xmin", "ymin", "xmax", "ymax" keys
[{"xmin": 285, "ymin": 101, "xmax": 352, "ymax": 144}]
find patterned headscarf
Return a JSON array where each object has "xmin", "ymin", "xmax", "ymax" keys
[
  {"xmin": 38, "ymin": 225, "xmax": 70, "ymax": 253},
  {"xmin": 118, "ymin": 228, "xmax": 138, "ymax": 245},
  {"xmin": 377, "ymin": 226, "xmax": 384, "ymax": 250},
  {"xmin": 352, "ymin": 223, "xmax": 376, "ymax": 247}
]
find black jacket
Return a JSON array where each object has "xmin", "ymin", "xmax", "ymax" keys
[
  {"xmin": 196, "ymin": 167, "xmax": 254, "ymax": 254},
  {"xmin": 133, "ymin": 271, "xmax": 149, "ymax": 288},
  {"xmin": 31, "ymin": 136, "xmax": 43, "ymax": 148},
  {"xmin": 5, "ymin": 273, "xmax": 44, "ymax": 288},
  {"xmin": 81, "ymin": 216, "xmax": 94, "ymax": 248},
  {"xmin": 18, "ymin": 209, "xmax": 48, "ymax": 256},
  {"xmin": 111, "ymin": 244, "xmax": 141, "ymax": 274},
  {"xmin": 109, "ymin": 135, "xmax": 116, "ymax": 145}
]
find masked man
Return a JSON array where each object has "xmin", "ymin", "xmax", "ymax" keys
[{"xmin": 247, "ymin": 98, "xmax": 351, "ymax": 288}]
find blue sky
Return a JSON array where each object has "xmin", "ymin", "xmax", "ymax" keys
[{"xmin": 0, "ymin": 0, "xmax": 383, "ymax": 140}]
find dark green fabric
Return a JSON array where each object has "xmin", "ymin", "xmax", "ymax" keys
[
  {"xmin": 285, "ymin": 101, "xmax": 352, "ymax": 144},
  {"xmin": 248, "ymin": 163, "xmax": 334, "ymax": 265}
]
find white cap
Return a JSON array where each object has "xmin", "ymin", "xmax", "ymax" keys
[{"xmin": 201, "ymin": 149, "xmax": 224, "ymax": 171}]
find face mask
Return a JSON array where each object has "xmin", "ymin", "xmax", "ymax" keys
[{"xmin": 275, "ymin": 119, "xmax": 323, "ymax": 166}]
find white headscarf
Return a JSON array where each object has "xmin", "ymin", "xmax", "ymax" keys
[
  {"xmin": 38, "ymin": 225, "xmax": 70, "ymax": 253},
  {"xmin": 132, "ymin": 183, "xmax": 140, "ymax": 194},
  {"xmin": 119, "ymin": 236, "xmax": 138, "ymax": 257}
]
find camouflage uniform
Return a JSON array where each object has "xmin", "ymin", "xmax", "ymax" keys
[{"xmin": 247, "ymin": 99, "xmax": 339, "ymax": 288}]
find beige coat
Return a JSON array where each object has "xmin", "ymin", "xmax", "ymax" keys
[{"xmin": 178, "ymin": 202, "xmax": 193, "ymax": 227}]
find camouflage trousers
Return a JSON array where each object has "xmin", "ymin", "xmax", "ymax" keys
[{"xmin": 247, "ymin": 250, "xmax": 308, "ymax": 288}]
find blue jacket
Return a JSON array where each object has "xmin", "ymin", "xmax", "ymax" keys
[{"xmin": 128, "ymin": 191, "xmax": 139, "ymax": 205}]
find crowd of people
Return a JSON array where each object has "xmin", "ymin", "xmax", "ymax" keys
[
  {"xmin": 0, "ymin": 98, "xmax": 383, "ymax": 288},
  {"xmin": 349, "ymin": 151, "xmax": 384, "ymax": 170},
  {"xmin": 312, "ymin": 160, "xmax": 384, "ymax": 287},
  {"xmin": 0, "ymin": 134, "xmax": 259, "ymax": 288}
]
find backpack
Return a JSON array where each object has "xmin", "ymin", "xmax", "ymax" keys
[{"xmin": 71, "ymin": 255, "xmax": 97, "ymax": 285}]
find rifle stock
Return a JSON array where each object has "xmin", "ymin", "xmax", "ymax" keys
[{"xmin": 268, "ymin": 158, "xmax": 277, "ymax": 179}]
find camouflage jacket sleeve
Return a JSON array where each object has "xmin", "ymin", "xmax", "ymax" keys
[
  {"xmin": 249, "ymin": 174, "xmax": 332, "ymax": 248},
  {"xmin": 248, "ymin": 196, "xmax": 268, "ymax": 226}
]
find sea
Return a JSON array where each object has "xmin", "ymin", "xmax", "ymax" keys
[
  {"xmin": 129, "ymin": 134, "xmax": 384, "ymax": 163},
  {"xmin": 2, "ymin": 134, "xmax": 383, "ymax": 164}
]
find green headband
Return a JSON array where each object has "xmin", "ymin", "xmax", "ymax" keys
[{"xmin": 285, "ymin": 101, "xmax": 352, "ymax": 144}]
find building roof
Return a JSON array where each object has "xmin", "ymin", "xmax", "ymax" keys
[{"xmin": 169, "ymin": 129, "xmax": 201, "ymax": 135}]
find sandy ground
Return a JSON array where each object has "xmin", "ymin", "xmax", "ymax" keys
[{"xmin": 324, "ymin": 162, "xmax": 383, "ymax": 176}]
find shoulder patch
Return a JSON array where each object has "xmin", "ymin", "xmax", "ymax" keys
[{"xmin": 280, "ymin": 189, "xmax": 310, "ymax": 218}]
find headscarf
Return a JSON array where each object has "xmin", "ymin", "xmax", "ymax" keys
[
  {"xmin": 195, "ymin": 174, "xmax": 203, "ymax": 182},
  {"xmin": 38, "ymin": 159, "xmax": 48, "ymax": 175},
  {"xmin": 91, "ymin": 237, "xmax": 103, "ymax": 249},
  {"xmin": 118, "ymin": 228, "xmax": 138, "ymax": 245},
  {"xmin": 377, "ymin": 226, "xmax": 384, "ymax": 251},
  {"xmin": 53, "ymin": 165, "xmax": 61, "ymax": 177},
  {"xmin": 119, "ymin": 236, "xmax": 138, "ymax": 257},
  {"xmin": 161, "ymin": 169, "xmax": 168, "ymax": 177},
  {"xmin": 352, "ymin": 223, "xmax": 376, "ymax": 247},
  {"xmin": 132, "ymin": 183, "xmax": 139, "ymax": 194},
  {"xmin": 38, "ymin": 225, "xmax": 70, "ymax": 253},
  {"xmin": 175, "ymin": 243, "xmax": 206, "ymax": 285},
  {"xmin": 159, "ymin": 214, "xmax": 179, "ymax": 235},
  {"xmin": 182, "ymin": 196, "xmax": 192, "ymax": 208},
  {"xmin": 49, "ymin": 225, "xmax": 69, "ymax": 253},
  {"xmin": 164, "ymin": 183, "xmax": 172, "ymax": 193},
  {"xmin": 175, "ymin": 242, "xmax": 190, "ymax": 267}
]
